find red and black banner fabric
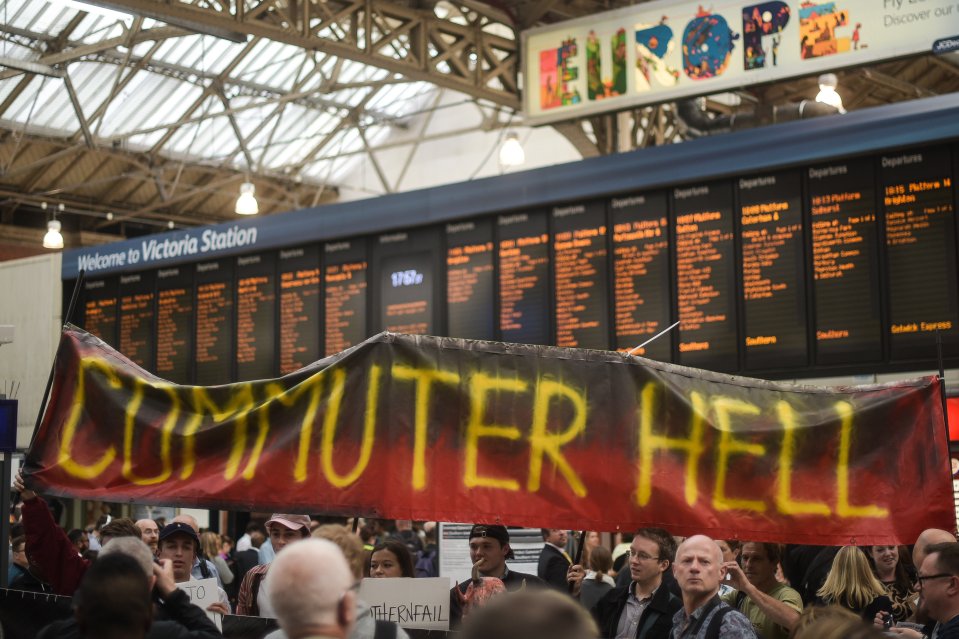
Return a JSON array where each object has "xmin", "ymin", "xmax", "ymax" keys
[{"xmin": 26, "ymin": 326, "xmax": 953, "ymax": 544}]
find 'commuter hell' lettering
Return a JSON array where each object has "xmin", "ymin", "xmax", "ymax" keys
[{"xmin": 29, "ymin": 328, "xmax": 951, "ymax": 545}]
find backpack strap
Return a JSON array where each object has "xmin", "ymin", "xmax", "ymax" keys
[
  {"xmin": 735, "ymin": 589, "xmax": 747, "ymax": 610},
  {"xmin": 636, "ymin": 608, "xmax": 662, "ymax": 639},
  {"xmin": 704, "ymin": 605, "xmax": 733, "ymax": 639},
  {"xmin": 199, "ymin": 558, "xmax": 211, "ymax": 579}
]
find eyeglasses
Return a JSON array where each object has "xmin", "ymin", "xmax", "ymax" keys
[
  {"xmin": 917, "ymin": 573, "xmax": 954, "ymax": 587},
  {"xmin": 628, "ymin": 550, "xmax": 662, "ymax": 561}
]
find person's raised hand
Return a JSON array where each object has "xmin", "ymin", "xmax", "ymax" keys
[
  {"xmin": 153, "ymin": 558, "xmax": 177, "ymax": 598},
  {"xmin": 14, "ymin": 470, "xmax": 35, "ymax": 501}
]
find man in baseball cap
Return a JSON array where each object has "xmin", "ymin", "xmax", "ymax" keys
[
  {"xmin": 237, "ymin": 513, "xmax": 312, "ymax": 617},
  {"xmin": 157, "ymin": 522, "xmax": 231, "ymax": 616},
  {"xmin": 449, "ymin": 524, "xmax": 545, "ymax": 627}
]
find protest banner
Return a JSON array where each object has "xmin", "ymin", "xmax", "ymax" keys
[{"xmin": 25, "ymin": 326, "xmax": 953, "ymax": 544}]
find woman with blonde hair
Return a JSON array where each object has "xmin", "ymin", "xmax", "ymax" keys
[
  {"xmin": 200, "ymin": 531, "xmax": 234, "ymax": 587},
  {"xmin": 815, "ymin": 546, "xmax": 892, "ymax": 620},
  {"xmin": 790, "ymin": 604, "xmax": 883, "ymax": 639}
]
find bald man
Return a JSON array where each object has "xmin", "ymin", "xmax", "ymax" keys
[
  {"xmin": 915, "ymin": 529, "xmax": 956, "ymax": 571},
  {"xmin": 135, "ymin": 519, "xmax": 159, "ymax": 554},
  {"xmin": 269, "ymin": 538, "xmax": 356, "ymax": 639},
  {"xmin": 670, "ymin": 535, "xmax": 756, "ymax": 639}
]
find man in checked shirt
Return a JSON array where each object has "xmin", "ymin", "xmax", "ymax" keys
[{"xmin": 671, "ymin": 536, "xmax": 757, "ymax": 639}]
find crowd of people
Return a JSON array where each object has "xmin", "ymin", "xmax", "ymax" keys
[{"xmin": 5, "ymin": 470, "xmax": 959, "ymax": 639}]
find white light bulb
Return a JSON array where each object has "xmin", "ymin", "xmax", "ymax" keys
[
  {"xmin": 43, "ymin": 220, "xmax": 64, "ymax": 249},
  {"xmin": 499, "ymin": 133, "xmax": 525, "ymax": 168},
  {"xmin": 235, "ymin": 182, "xmax": 259, "ymax": 215}
]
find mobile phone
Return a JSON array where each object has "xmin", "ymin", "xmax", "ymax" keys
[{"xmin": 882, "ymin": 613, "xmax": 893, "ymax": 629}]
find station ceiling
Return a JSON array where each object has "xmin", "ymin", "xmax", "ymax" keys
[{"xmin": 0, "ymin": 0, "xmax": 957, "ymax": 260}]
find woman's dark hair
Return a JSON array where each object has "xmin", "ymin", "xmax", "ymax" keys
[
  {"xmin": 589, "ymin": 545, "xmax": 612, "ymax": 581},
  {"xmin": 864, "ymin": 545, "xmax": 912, "ymax": 593},
  {"xmin": 371, "ymin": 539, "xmax": 415, "ymax": 577}
]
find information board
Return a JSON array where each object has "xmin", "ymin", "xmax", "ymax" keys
[
  {"xmin": 155, "ymin": 266, "xmax": 194, "ymax": 384},
  {"xmin": 374, "ymin": 230, "xmax": 439, "ymax": 336},
  {"xmin": 61, "ymin": 140, "xmax": 959, "ymax": 380},
  {"xmin": 118, "ymin": 272, "xmax": 155, "ymax": 370},
  {"xmin": 278, "ymin": 246, "xmax": 322, "ymax": 374},
  {"xmin": 498, "ymin": 212, "xmax": 550, "ymax": 345},
  {"xmin": 446, "ymin": 220, "xmax": 495, "ymax": 341},
  {"xmin": 194, "ymin": 259, "xmax": 235, "ymax": 385},
  {"xmin": 81, "ymin": 278, "xmax": 118, "ymax": 346},
  {"xmin": 235, "ymin": 253, "xmax": 277, "ymax": 381},
  {"xmin": 882, "ymin": 147, "xmax": 959, "ymax": 361},
  {"xmin": 552, "ymin": 201, "xmax": 610, "ymax": 349},
  {"xmin": 738, "ymin": 171, "xmax": 808, "ymax": 370},
  {"xmin": 611, "ymin": 192, "xmax": 672, "ymax": 360},
  {"xmin": 325, "ymin": 240, "xmax": 368, "ymax": 356},
  {"xmin": 674, "ymin": 182, "xmax": 737, "ymax": 371},
  {"xmin": 808, "ymin": 160, "xmax": 883, "ymax": 365}
]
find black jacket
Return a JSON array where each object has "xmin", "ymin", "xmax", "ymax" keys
[
  {"xmin": 37, "ymin": 588, "xmax": 222, "ymax": 639},
  {"xmin": 591, "ymin": 581, "xmax": 682, "ymax": 639},
  {"xmin": 538, "ymin": 544, "xmax": 572, "ymax": 591}
]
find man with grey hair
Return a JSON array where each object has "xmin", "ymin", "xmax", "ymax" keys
[
  {"xmin": 671, "ymin": 535, "xmax": 757, "ymax": 639},
  {"xmin": 269, "ymin": 538, "xmax": 356, "ymax": 639}
]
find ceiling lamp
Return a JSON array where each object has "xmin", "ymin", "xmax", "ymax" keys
[
  {"xmin": 235, "ymin": 181, "xmax": 258, "ymax": 215},
  {"xmin": 815, "ymin": 73, "xmax": 845, "ymax": 114},
  {"xmin": 499, "ymin": 132, "xmax": 525, "ymax": 168},
  {"xmin": 43, "ymin": 220, "xmax": 64, "ymax": 250}
]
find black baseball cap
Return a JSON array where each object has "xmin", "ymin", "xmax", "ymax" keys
[
  {"xmin": 469, "ymin": 524, "xmax": 514, "ymax": 559},
  {"xmin": 158, "ymin": 522, "xmax": 200, "ymax": 551}
]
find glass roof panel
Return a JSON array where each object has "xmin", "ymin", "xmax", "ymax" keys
[{"xmin": 2, "ymin": 0, "xmax": 454, "ymax": 189}]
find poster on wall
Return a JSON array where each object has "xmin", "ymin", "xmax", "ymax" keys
[{"xmin": 522, "ymin": 0, "xmax": 959, "ymax": 124}]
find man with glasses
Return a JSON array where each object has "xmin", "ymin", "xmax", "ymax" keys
[
  {"xmin": 590, "ymin": 527, "xmax": 682, "ymax": 639},
  {"xmin": 721, "ymin": 542, "xmax": 802, "ymax": 639},
  {"xmin": 914, "ymin": 542, "xmax": 959, "ymax": 639}
]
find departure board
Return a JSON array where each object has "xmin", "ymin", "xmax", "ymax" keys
[
  {"xmin": 118, "ymin": 272, "xmax": 155, "ymax": 370},
  {"xmin": 82, "ymin": 278, "xmax": 118, "ymax": 346},
  {"xmin": 498, "ymin": 212, "xmax": 550, "ymax": 345},
  {"xmin": 552, "ymin": 202, "xmax": 609, "ymax": 349},
  {"xmin": 236, "ymin": 253, "xmax": 277, "ymax": 381},
  {"xmin": 611, "ymin": 192, "xmax": 672, "ymax": 360},
  {"xmin": 808, "ymin": 160, "xmax": 883, "ymax": 364},
  {"xmin": 882, "ymin": 147, "xmax": 959, "ymax": 361},
  {"xmin": 674, "ymin": 182, "xmax": 738, "ymax": 371},
  {"xmin": 738, "ymin": 171, "xmax": 808, "ymax": 370},
  {"xmin": 325, "ymin": 240, "xmax": 368, "ymax": 356},
  {"xmin": 155, "ymin": 267, "xmax": 193, "ymax": 384},
  {"xmin": 374, "ymin": 231, "xmax": 439, "ymax": 335},
  {"xmin": 279, "ymin": 246, "xmax": 321, "ymax": 374},
  {"xmin": 195, "ymin": 259, "xmax": 235, "ymax": 385},
  {"xmin": 446, "ymin": 220, "xmax": 495, "ymax": 340}
]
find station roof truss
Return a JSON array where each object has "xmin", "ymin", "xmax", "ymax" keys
[{"xmin": 0, "ymin": 0, "xmax": 956, "ymax": 253}]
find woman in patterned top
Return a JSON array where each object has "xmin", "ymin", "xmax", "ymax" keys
[{"xmin": 866, "ymin": 545, "xmax": 916, "ymax": 623}]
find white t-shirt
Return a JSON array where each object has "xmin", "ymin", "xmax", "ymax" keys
[{"xmin": 257, "ymin": 573, "xmax": 275, "ymax": 618}]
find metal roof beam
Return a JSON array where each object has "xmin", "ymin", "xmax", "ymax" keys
[{"xmin": 95, "ymin": 0, "xmax": 519, "ymax": 108}]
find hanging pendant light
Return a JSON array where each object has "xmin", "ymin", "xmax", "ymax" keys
[
  {"xmin": 499, "ymin": 132, "xmax": 525, "ymax": 168},
  {"xmin": 815, "ymin": 73, "xmax": 845, "ymax": 114},
  {"xmin": 43, "ymin": 220, "xmax": 64, "ymax": 249},
  {"xmin": 235, "ymin": 181, "xmax": 258, "ymax": 215}
]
